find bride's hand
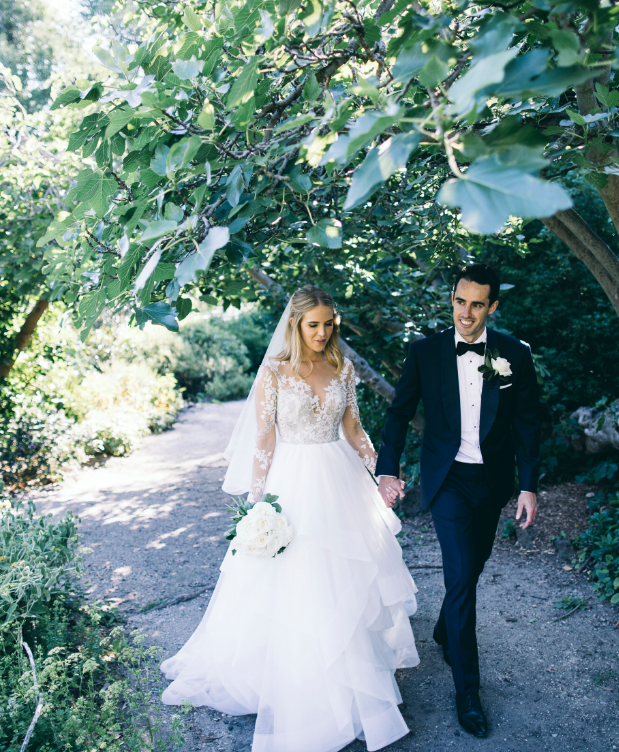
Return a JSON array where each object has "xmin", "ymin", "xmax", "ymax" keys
[{"xmin": 377, "ymin": 476, "xmax": 405, "ymax": 509}]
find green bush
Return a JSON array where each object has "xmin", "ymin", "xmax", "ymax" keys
[
  {"xmin": 1, "ymin": 311, "xmax": 183, "ymax": 489},
  {"xmin": 0, "ymin": 491, "xmax": 188, "ymax": 751},
  {"xmin": 170, "ymin": 319, "xmax": 254, "ymax": 401},
  {"xmin": 0, "ymin": 495, "xmax": 82, "ymax": 626},
  {"xmin": 578, "ymin": 490, "xmax": 619, "ymax": 605}
]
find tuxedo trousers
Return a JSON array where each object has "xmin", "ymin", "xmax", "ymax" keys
[{"xmin": 430, "ymin": 460, "xmax": 502, "ymax": 694}]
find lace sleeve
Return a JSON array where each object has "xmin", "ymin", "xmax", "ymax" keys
[
  {"xmin": 249, "ymin": 362, "xmax": 277, "ymax": 503},
  {"xmin": 341, "ymin": 360, "xmax": 377, "ymax": 474}
]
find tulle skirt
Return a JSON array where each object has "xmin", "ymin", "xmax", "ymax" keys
[{"xmin": 160, "ymin": 439, "xmax": 419, "ymax": 752}]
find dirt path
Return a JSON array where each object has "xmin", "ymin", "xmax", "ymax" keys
[{"xmin": 32, "ymin": 403, "xmax": 619, "ymax": 752}]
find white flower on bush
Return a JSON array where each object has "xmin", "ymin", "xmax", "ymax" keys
[
  {"xmin": 491, "ymin": 357, "xmax": 512, "ymax": 377},
  {"xmin": 232, "ymin": 501, "xmax": 294, "ymax": 558}
]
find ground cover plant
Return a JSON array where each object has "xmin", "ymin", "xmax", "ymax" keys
[{"xmin": 0, "ymin": 490, "xmax": 189, "ymax": 751}]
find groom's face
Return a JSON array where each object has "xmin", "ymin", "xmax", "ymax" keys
[{"xmin": 452, "ymin": 279, "xmax": 498, "ymax": 342}]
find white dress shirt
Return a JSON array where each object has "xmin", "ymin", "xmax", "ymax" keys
[
  {"xmin": 378, "ymin": 327, "xmax": 488, "ymax": 479},
  {"xmin": 454, "ymin": 327, "xmax": 486, "ymax": 464}
]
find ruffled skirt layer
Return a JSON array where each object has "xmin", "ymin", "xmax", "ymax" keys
[{"xmin": 161, "ymin": 439, "xmax": 419, "ymax": 752}]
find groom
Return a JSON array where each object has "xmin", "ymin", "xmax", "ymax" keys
[{"xmin": 376, "ymin": 264, "xmax": 540, "ymax": 738}]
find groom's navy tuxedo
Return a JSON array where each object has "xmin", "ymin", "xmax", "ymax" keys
[{"xmin": 376, "ymin": 326, "xmax": 541, "ymax": 694}]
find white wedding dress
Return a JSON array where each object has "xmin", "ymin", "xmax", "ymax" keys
[{"xmin": 160, "ymin": 357, "xmax": 419, "ymax": 752}]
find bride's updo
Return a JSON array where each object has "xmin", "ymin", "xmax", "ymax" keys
[{"xmin": 275, "ymin": 285, "xmax": 344, "ymax": 377}]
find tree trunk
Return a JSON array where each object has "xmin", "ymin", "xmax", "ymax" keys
[
  {"xmin": 0, "ymin": 298, "xmax": 49, "ymax": 380},
  {"xmin": 541, "ymin": 63, "xmax": 619, "ymax": 318},
  {"xmin": 541, "ymin": 215, "xmax": 619, "ymax": 317}
]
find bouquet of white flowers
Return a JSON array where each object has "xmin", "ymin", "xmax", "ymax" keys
[{"xmin": 225, "ymin": 493, "xmax": 294, "ymax": 558}]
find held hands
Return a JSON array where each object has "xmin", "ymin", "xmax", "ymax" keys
[
  {"xmin": 516, "ymin": 491, "xmax": 538, "ymax": 529},
  {"xmin": 377, "ymin": 476, "xmax": 405, "ymax": 509}
]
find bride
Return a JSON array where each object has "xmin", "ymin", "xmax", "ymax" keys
[{"xmin": 160, "ymin": 285, "xmax": 419, "ymax": 752}]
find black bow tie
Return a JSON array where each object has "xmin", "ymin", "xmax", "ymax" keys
[{"xmin": 456, "ymin": 341, "xmax": 486, "ymax": 357}]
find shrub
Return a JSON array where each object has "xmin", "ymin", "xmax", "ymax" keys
[
  {"xmin": 169, "ymin": 319, "xmax": 254, "ymax": 401},
  {"xmin": 0, "ymin": 494, "xmax": 82, "ymax": 626},
  {"xmin": 0, "ymin": 490, "xmax": 188, "ymax": 751},
  {"xmin": 578, "ymin": 490, "xmax": 619, "ymax": 605},
  {"xmin": 1, "ymin": 311, "xmax": 183, "ymax": 489}
]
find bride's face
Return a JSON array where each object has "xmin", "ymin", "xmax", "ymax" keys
[{"xmin": 294, "ymin": 305, "xmax": 334, "ymax": 355}]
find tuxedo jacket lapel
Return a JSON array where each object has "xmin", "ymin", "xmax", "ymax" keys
[
  {"xmin": 480, "ymin": 327, "xmax": 500, "ymax": 444},
  {"xmin": 441, "ymin": 328, "xmax": 461, "ymax": 437}
]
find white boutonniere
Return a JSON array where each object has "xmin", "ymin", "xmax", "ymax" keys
[{"xmin": 478, "ymin": 349, "xmax": 512, "ymax": 383}]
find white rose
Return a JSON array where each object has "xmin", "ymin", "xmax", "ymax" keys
[
  {"xmin": 236, "ymin": 515, "xmax": 260, "ymax": 541},
  {"xmin": 251, "ymin": 501, "xmax": 276, "ymax": 518},
  {"xmin": 491, "ymin": 357, "xmax": 512, "ymax": 377}
]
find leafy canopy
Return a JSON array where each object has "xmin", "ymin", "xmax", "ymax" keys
[{"xmin": 43, "ymin": 0, "xmax": 619, "ymax": 339}]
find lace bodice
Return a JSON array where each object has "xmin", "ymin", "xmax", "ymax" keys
[{"xmin": 249, "ymin": 357, "xmax": 377, "ymax": 501}]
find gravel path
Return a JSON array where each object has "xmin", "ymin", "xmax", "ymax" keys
[{"xmin": 31, "ymin": 402, "xmax": 619, "ymax": 752}]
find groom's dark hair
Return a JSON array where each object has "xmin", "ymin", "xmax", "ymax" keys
[{"xmin": 453, "ymin": 264, "xmax": 500, "ymax": 305}]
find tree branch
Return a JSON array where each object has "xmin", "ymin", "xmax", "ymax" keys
[
  {"xmin": 0, "ymin": 298, "xmax": 49, "ymax": 380},
  {"xmin": 541, "ymin": 215, "xmax": 619, "ymax": 317},
  {"xmin": 554, "ymin": 208, "xmax": 619, "ymax": 283}
]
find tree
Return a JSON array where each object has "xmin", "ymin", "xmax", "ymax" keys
[
  {"xmin": 0, "ymin": 65, "xmax": 86, "ymax": 380},
  {"xmin": 37, "ymin": 0, "xmax": 619, "ymax": 392}
]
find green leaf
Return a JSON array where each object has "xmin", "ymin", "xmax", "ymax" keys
[
  {"xmin": 417, "ymin": 55, "xmax": 449, "ymax": 89},
  {"xmin": 36, "ymin": 214, "xmax": 74, "ymax": 247},
  {"xmin": 437, "ymin": 154, "xmax": 573, "ymax": 234},
  {"xmin": 566, "ymin": 108, "xmax": 586, "ymax": 126},
  {"xmin": 322, "ymin": 109, "xmax": 402, "ymax": 165},
  {"xmin": 344, "ymin": 131, "xmax": 421, "ymax": 210},
  {"xmin": 175, "ymin": 226, "xmax": 230, "ymax": 287},
  {"xmin": 493, "ymin": 51, "xmax": 596, "ymax": 99},
  {"xmin": 392, "ymin": 43, "xmax": 431, "ymax": 85},
  {"xmin": 152, "ymin": 262, "xmax": 177, "ymax": 281},
  {"xmin": 172, "ymin": 57, "xmax": 202, "ymax": 80},
  {"xmin": 303, "ymin": 73, "xmax": 321, "ymax": 102},
  {"xmin": 139, "ymin": 220, "xmax": 178, "ymax": 244},
  {"xmin": 448, "ymin": 49, "xmax": 519, "ymax": 116},
  {"xmin": 302, "ymin": 0, "xmax": 323, "ymax": 37},
  {"xmin": 275, "ymin": 112, "xmax": 315, "ymax": 133},
  {"xmin": 550, "ymin": 29, "xmax": 581, "ymax": 67},
  {"xmin": 198, "ymin": 101, "xmax": 215, "ymax": 129},
  {"xmin": 584, "ymin": 172, "xmax": 609, "ymax": 190},
  {"xmin": 164, "ymin": 203, "xmax": 184, "ymax": 222},
  {"xmin": 175, "ymin": 296, "xmax": 193, "ymax": 320},
  {"xmin": 183, "ymin": 7, "xmax": 202, "ymax": 31},
  {"xmin": 611, "ymin": 593, "xmax": 619, "ymax": 604},
  {"xmin": 104, "ymin": 107, "xmax": 135, "ymax": 140},
  {"xmin": 136, "ymin": 302, "xmax": 179, "ymax": 332},
  {"xmin": 307, "ymin": 218, "xmax": 342, "ymax": 248},
  {"xmin": 75, "ymin": 169, "xmax": 117, "ymax": 216},
  {"xmin": 231, "ymin": 96, "xmax": 256, "ymax": 130},
  {"xmin": 468, "ymin": 13, "xmax": 519, "ymax": 60},
  {"xmin": 226, "ymin": 165, "xmax": 244, "ymax": 207},
  {"xmin": 362, "ymin": 18, "xmax": 380, "ymax": 46},
  {"xmin": 150, "ymin": 144, "xmax": 170, "ymax": 176},
  {"xmin": 50, "ymin": 85, "xmax": 81, "ymax": 110},
  {"xmin": 227, "ymin": 57, "xmax": 259, "ymax": 109},
  {"xmin": 167, "ymin": 135, "xmax": 202, "ymax": 173}
]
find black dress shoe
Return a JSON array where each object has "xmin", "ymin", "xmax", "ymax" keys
[
  {"xmin": 456, "ymin": 690, "xmax": 488, "ymax": 738},
  {"xmin": 432, "ymin": 627, "xmax": 451, "ymax": 667}
]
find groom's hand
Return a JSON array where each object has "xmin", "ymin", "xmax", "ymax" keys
[
  {"xmin": 378, "ymin": 476, "xmax": 405, "ymax": 509},
  {"xmin": 516, "ymin": 491, "xmax": 538, "ymax": 529}
]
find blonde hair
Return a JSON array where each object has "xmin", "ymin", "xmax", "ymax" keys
[{"xmin": 275, "ymin": 285, "xmax": 344, "ymax": 377}]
